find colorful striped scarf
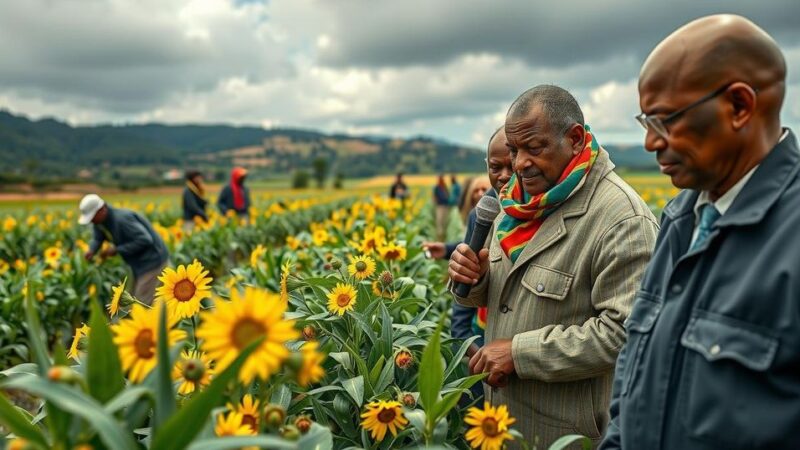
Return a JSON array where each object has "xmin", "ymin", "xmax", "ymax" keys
[{"xmin": 496, "ymin": 126, "xmax": 600, "ymax": 262}]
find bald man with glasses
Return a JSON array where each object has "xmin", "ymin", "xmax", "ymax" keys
[{"xmin": 602, "ymin": 15, "xmax": 799, "ymax": 450}]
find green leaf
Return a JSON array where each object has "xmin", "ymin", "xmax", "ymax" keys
[
  {"xmin": 430, "ymin": 390, "xmax": 463, "ymax": 425},
  {"xmin": 418, "ymin": 318, "xmax": 444, "ymax": 412},
  {"xmin": 404, "ymin": 408, "xmax": 426, "ymax": 434},
  {"xmin": 153, "ymin": 302, "xmax": 177, "ymax": 433},
  {"xmin": 104, "ymin": 386, "xmax": 153, "ymax": 414},
  {"xmin": 0, "ymin": 393, "xmax": 49, "ymax": 448},
  {"xmin": 187, "ymin": 436, "xmax": 296, "ymax": 450},
  {"xmin": 327, "ymin": 352, "xmax": 352, "ymax": 372},
  {"xmin": 87, "ymin": 299, "xmax": 125, "ymax": 404},
  {"xmin": 368, "ymin": 355, "xmax": 385, "ymax": 389},
  {"xmin": 23, "ymin": 294, "xmax": 50, "ymax": 375},
  {"xmin": 373, "ymin": 355, "xmax": 395, "ymax": 394},
  {"xmin": 271, "ymin": 383, "xmax": 292, "ymax": 411},
  {"xmin": 150, "ymin": 337, "xmax": 263, "ymax": 450},
  {"xmin": 305, "ymin": 385, "xmax": 344, "ymax": 397},
  {"xmin": 548, "ymin": 434, "xmax": 593, "ymax": 450},
  {"xmin": 442, "ymin": 335, "xmax": 479, "ymax": 382},
  {"xmin": 0, "ymin": 363, "xmax": 38, "ymax": 378},
  {"xmin": 2, "ymin": 374, "xmax": 138, "ymax": 450},
  {"xmin": 342, "ymin": 375, "xmax": 364, "ymax": 407},
  {"xmin": 297, "ymin": 422, "xmax": 334, "ymax": 450},
  {"xmin": 378, "ymin": 302, "xmax": 393, "ymax": 360}
]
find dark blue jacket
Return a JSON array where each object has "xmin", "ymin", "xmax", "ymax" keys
[
  {"xmin": 217, "ymin": 184, "xmax": 251, "ymax": 216},
  {"xmin": 89, "ymin": 206, "xmax": 169, "ymax": 276},
  {"xmin": 182, "ymin": 186, "xmax": 208, "ymax": 222},
  {"xmin": 448, "ymin": 189, "xmax": 497, "ymax": 347},
  {"xmin": 433, "ymin": 185, "xmax": 450, "ymax": 206},
  {"xmin": 601, "ymin": 130, "xmax": 800, "ymax": 450}
]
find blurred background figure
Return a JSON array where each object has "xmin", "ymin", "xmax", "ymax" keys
[
  {"xmin": 432, "ymin": 174, "xmax": 450, "ymax": 241},
  {"xmin": 389, "ymin": 172, "xmax": 409, "ymax": 202},
  {"xmin": 182, "ymin": 170, "xmax": 208, "ymax": 230},
  {"xmin": 217, "ymin": 167, "xmax": 251, "ymax": 218},
  {"xmin": 449, "ymin": 175, "xmax": 462, "ymax": 209},
  {"xmin": 79, "ymin": 193, "xmax": 169, "ymax": 305},
  {"xmin": 460, "ymin": 176, "xmax": 490, "ymax": 224}
]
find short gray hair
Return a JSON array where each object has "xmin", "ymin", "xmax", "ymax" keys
[{"xmin": 507, "ymin": 84, "xmax": 584, "ymax": 135}]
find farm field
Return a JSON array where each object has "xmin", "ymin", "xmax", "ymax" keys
[{"xmin": 0, "ymin": 170, "xmax": 677, "ymax": 450}]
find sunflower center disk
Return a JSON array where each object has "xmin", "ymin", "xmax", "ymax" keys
[
  {"xmin": 355, "ymin": 261, "xmax": 367, "ymax": 271},
  {"xmin": 231, "ymin": 318, "xmax": 266, "ymax": 350},
  {"xmin": 134, "ymin": 329, "xmax": 155, "ymax": 359},
  {"xmin": 241, "ymin": 413, "xmax": 258, "ymax": 431},
  {"xmin": 174, "ymin": 279, "xmax": 197, "ymax": 302},
  {"xmin": 385, "ymin": 250, "xmax": 399, "ymax": 259},
  {"xmin": 482, "ymin": 418, "xmax": 500, "ymax": 437},
  {"xmin": 378, "ymin": 408, "xmax": 396, "ymax": 424},
  {"xmin": 336, "ymin": 293, "xmax": 351, "ymax": 307}
]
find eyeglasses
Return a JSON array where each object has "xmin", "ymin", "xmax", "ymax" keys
[{"xmin": 635, "ymin": 82, "xmax": 735, "ymax": 139}]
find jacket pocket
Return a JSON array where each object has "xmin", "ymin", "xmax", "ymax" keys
[
  {"xmin": 620, "ymin": 291, "xmax": 662, "ymax": 396},
  {"xmin": 520, "ymin": 264, "xmax": 574, "ymax": 301},
  {"xmin": 679, "ymin": 310, "xmax": 780, "ymax": 447}
]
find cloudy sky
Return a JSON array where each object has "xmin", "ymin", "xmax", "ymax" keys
[{"xmin": 1, "ymin": 0, "xmax": 799, "ymax": 147}]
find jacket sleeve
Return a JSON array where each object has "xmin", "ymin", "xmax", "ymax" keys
[
  {"xmin": 89, "ymin": 226, "xmax": 105, "ymax": 254},
  {"xmin": 451, "ymin": 303, "xmax": 477, "ymax": 340},
  {"xmin": 510, "ymin": 215, "xmax": 659, "ymax": 382},
  {"xmin": 217, "ymin": 186, "xmax": 230, "ymax": 214},
  {"xmin": 114, "ymin": 215, "xmax": 155, "ymax": 258},
  {"xmin": 599, "ymin": 338, "xmax": 628, "ymax": 450},
  {"xmin": 244, "ymin": 187, "xmax": 251, "ymax": 212},
  {"xmin": 450, "ymin": 270, "xmax": 490, "ymax": 307}
]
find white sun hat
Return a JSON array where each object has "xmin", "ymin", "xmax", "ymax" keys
[{"xmin": 78, "ymin": 194, "xmax": 105, "ymax": 225}]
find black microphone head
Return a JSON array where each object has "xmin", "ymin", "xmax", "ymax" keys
[{"xmin": 475, "ymin": 195, "xmax": 501, "ymax": 226}]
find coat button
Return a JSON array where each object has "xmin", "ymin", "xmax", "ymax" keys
[
  {"xmin": 499, "ymin": 304, "xmax": 510, "ymax": 313},
  {"xmin": 710, "ymin": 344, "xmax": 721, "ymax": 356},
  {"xmin": 671, "ymin": 284, "xmax": 683, "ymax": 294},
  {"xmin": 536, "ymin": 283, "xmax": 545, "ymax": 293}
]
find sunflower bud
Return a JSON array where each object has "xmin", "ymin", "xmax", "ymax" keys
[
  {"xmin": 48, "ymin": 365, "xmax": 81, "ymax": 383},
  {"xmin": 323, "ymin": 263, "xmax": 332, "ymax": 271},
  {"xmin": 263, "ymin": 404, "xmax": 286, "ymax": 429},
  {"xmin": 302, "ymin": 325, "xmax": 316, "ymax": 340},
  {"xmin": 394, "ymin": 349, "xmax": 414, "ymax": 369},
  {"xmin": 400, "ymin": 392, "xmax": 417, "ymax": 408},
  {"xmin": 330, "ymin": 259, "xmax": 342, "ymax": 270},
  {"xmin": 380, "ymin": 270, "xmax": 393, "ymax": 286},
  {"xmin": 181, "ymin": 358, "xmax": 205, "ymax": 382},
  {"xmin": 280, "ymin": 425, "xmax": 301, "ymax": 441},
  {"xmin": 294, "ymin": 415, "xmax": 313, "ymax": 434}
]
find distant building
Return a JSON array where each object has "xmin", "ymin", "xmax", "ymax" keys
[{"xmin": 162, "ymin": 169, "xmax": 182, "ymax": 181}]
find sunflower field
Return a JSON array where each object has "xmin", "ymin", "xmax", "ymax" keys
[{"xmin": 1, "ymin": 187, "xmax": 605, "ymax": 450}]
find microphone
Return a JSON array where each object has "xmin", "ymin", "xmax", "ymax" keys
[{"xmin": 453, "ymin": 195, "xmax": 501, "ymax": 298}]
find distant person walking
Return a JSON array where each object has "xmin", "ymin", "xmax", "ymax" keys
[
  {"xmin": 389, "ymin": 172, "xmax": 409, "ymax": 202},
  {"xmin": 449, "ymin": 175, "xmax": 462, "ymax": 209},
  {"xmin": 432, "ymin": 174, "xmax": 450, "ymax": 241},
  {"xmin": 182, "ymin": 170, "xmax": 208, "ymax": 229},
  {"xmin": 79, "ymin": 194, "xmax": 169, "ymax": 305},
  {"xmin": 217, "ymin": 167, "xmax": 251, "ymax": 218}
]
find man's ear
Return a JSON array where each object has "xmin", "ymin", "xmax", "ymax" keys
[
  {"xmin": 566, "ymin": 123, "xmax": 586, "ymax": 155},
  {"xmin": 727, "ymin": 82, "xmax": 757, "ymax": 131}
]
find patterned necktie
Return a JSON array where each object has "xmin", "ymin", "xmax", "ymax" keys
[{"xmin": 690, "ymin": 204, "xmax": 721, "ymax": 251}]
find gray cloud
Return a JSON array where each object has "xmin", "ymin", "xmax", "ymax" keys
[{"xmin": 316, "ymin": 0, "xmax": 800, "ymax": 70}]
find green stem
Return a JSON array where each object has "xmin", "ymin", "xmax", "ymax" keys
[{"xmin": 191, "ymin": 315, "xmax": 198, "ymax": 350}]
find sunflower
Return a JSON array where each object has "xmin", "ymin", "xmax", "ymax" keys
[
  {"xmin": 312, "ymin": 228, "xmax": 330, "ymax": 247},
  {"xmin": 43, "ymin": 246, "xmax": 62, "ymax": 268},
  {"xmin": 67, "ymin": 324, "xmax": 90, "ymax": 360},
  {"xmin": 250, "ymin": 244, "xmax": 267, "ymax": 269},
  {"xmin": 156, "ymin": 260, "xmax": 213, "ymax": 319},
  {"xmin": 0, "ymin": 260, "xmax": 9, "ymax": 276},
  {"xmin": 360, "ymin": 400, "xmax": 409, "ymax": 442},
  {"xmin": 196, "ymin": 287, "xmax": 299, "ymax": 384},
  {"xmin": 226, "ymin": 394, "xmax": 260, "ymax": 433},
  {"xmin": 348, "ymin": 255, "xmax": 376, "ymax": 280},
  {"xmin": 286, "ymin": 235, "xmax": 301, "ymax": 250},
  {"xmin": 172, "ymin": 350, "xmax": 214, "ymax": 395},
  {"xmin": 327, "ymin": 283, "xmax": 357, "ymax": 316},
  {"xmin": 296, "ymin": 341, "xmax": 326, "ymax": 387},
  {"xmin": 359, "ymin": 227, "xmax": 386, "ymax": 254},
  {"xmin": 107, "ymin": 278, "xmax": 127, "ymax": 317},
  {"xmin": 378, "ymin": 242, "xmax": 407, "ymax": 261},
  {"xmin": 464, "ymin": 402, "xmax": 516, "ymax": 450},
  {"xmin": 215, "ymin": 411, "xmax": 255, "ymax": 437},
  {"xmin": 112, "ymin": 302, "xmax": 185, "ymax": 383}
]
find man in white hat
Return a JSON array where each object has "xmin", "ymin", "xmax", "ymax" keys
[{"xmin": 79, "ymin": 194, "xmax": 169, "ymax": 305}]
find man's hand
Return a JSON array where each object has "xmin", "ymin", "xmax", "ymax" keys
[
  {"xmin": 468, "ymin": 339, "xmax": 514, "ymax": 388},
  {"xmin": 100, "ymin": 247, "xmax": 117, "ymax": 258},
  {"xmin": 422, "ymin": 241, "xmax": 447, "ymax": 260},
  {"xmin": 84, "ymin": 251, "xmax": 95, "ymax": 261},
  {"xmin": 448, "ymin": 243, "xmax": 489, "ymax": 285}
]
